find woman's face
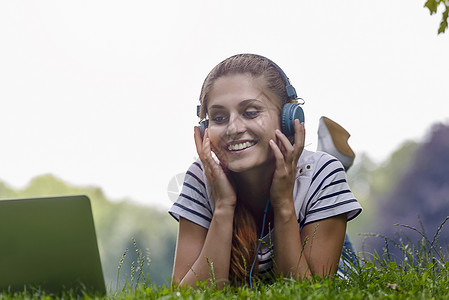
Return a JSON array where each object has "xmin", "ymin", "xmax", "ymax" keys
[{"xmin": 206, "ymin": 73, "xmax": 281, "ymax": 173}]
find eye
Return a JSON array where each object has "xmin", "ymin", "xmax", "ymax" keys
[
  {"xmin": 243, "ymin": 110, "xmax": 260, "ymax": 119},
  {"xmin": 211, "ymin": 115, "xmax": 228, "ymax": 124}
]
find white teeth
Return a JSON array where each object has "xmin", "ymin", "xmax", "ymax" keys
[{"xmin": 228, "ymin": 141, "xmax": 255, "ymax": 151}]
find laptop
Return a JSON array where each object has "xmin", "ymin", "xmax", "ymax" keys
[{"xmin": 0, "ymin": 195, "xmax": 106, "ymax": 295}]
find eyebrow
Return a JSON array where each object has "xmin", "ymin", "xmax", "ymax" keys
[{"xmin": 208, "ymin": 99, "xmax": 263, "ymax": 111}]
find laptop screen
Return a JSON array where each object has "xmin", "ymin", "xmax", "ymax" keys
[{"xmin": 0, "ymin": 195, "xmax": 106, "ymax": 295}]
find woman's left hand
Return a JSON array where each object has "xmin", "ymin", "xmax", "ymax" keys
[{"xmin": 269, "ymin": 119, "xmax": 305, "ymax": 209}]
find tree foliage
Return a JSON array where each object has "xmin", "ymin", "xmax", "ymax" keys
[
  {"xmin": 346, "ymin": 140, "xmax": 418, "ymax": 249},
  {"xmin": 424, "ymin": 0, "xmax": 449, "ymax": 34},
  {"xmin": 369, "ymin": 122, "xmax": 449, "ymax": 260}
]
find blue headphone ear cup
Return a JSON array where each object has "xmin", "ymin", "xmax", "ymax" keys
[
  {"xmin": 281, "ymin": 103, "xmax": 305, "ymax": 138},
  {"xmin": 198, "ymin": 120, "xmax": 208, "ymax": 138}
]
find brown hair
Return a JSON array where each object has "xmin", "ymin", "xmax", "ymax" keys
[
  {"xmin": 230, "ymin": 202, "xmax": 258, "ymax": 284},
  {"xmin": 198, "ymin": 54, "xmax": 292, "ymax": 284}
]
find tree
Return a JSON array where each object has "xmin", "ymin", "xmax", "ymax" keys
[
  {"xmin": 424, "ymin": 0, "xmax": 449, "ymax": 34},
  {"xmin": 368, "ymin": 123, "xmax": 449, "ymax": 261}
]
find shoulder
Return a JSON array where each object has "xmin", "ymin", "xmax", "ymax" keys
[
  {"xmin": 294, "ymin": 149, "xmax": 362, "ymax": 228},
  {"xmin": 186, "ymin": 159, "xmax": 205, "ymax": 180},
  {"xmin": 176, "ymin": 160, "xmax": 208, "ymax": 198},
  {"xmin": 168, "ymin": 159, "xmax": 213, "ymax": 229},
  {"xmin": 296, "ymin": 149, "xmax": 344, "ymax": 179}
]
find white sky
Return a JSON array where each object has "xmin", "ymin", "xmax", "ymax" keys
[{"xmin": 1, "ymin": 1, "xmax": 448, "ymax": 209}]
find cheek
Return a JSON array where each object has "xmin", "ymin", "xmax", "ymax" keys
[
  {"xmin": 207, "ymin": 128, "xmax": 230, "ymax": 160},
  {"xmin": 254, "ymin": 115, "xmax": 280, "ymax": 137}
]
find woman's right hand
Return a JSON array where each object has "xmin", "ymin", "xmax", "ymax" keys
[{"xmin": 194, "ymin": 126, "xmax": 237, "ymax": 209}]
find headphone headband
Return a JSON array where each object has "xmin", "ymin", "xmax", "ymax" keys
[{"xmin": 256, "ymin": 55, "xmax": 298, "ymax": 101}]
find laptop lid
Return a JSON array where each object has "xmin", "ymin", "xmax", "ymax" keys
[{"xmin": 0, "ymin": 195, "xmax": 106, "ymax": 295}]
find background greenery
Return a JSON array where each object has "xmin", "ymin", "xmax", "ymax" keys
[{"xmin": 346, "ymin": 122, "xmax": 449, "ymax": 261}]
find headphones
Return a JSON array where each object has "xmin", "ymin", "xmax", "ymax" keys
[{"xmin": 197, "ymin": 54, "xmax": 305, "ymax": 139}]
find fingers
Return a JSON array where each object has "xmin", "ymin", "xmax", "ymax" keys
[
  {"xmin": 194, "ymin": 126, "xmax": 204, "ymax": 157},
  {"xmin": 292, "ymin": 119, "xmax": 305, "ymax": 163},
  {"xmin": 269, "ymin": 139, "xmax": 286, "ymax": 169},
  {"xmin": 193, "ymin": 127, "xmax": 236, "ymax": 204},
  {"xmin": 194, "ymin": 126, "xmax": 213, "ymax": 164},
  {"xmin": 194, "ymin": 126, "xmax": 224, "ymax": 176},
  {"xmin": 275, "ymin": 129, "xmax": 295, "ymax": 165},
  {"xmin": 271, "ymin": 121, "xmax": 305, "ymax": 173}
]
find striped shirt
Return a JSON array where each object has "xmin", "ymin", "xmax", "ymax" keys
[{"xmin": 169, "ymin": 149, "xmax": 362, "ymax": 275}]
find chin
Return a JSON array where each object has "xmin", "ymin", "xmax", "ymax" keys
[
  {"xmin": 227, "ymin": 163, "xmax": 252, "ymax": 173},
  {"xmin": 226, "ymin": 157, "xmax": 272, "ymax": 173}
]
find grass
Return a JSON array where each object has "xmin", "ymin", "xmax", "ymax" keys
[{"xmin": 2, "ymin": 221, "xmax": 449, "ymax": 299}]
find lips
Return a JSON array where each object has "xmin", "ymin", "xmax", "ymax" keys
[{"xmin": 227, "ymin": 140, "xmax": 257, "ymax": 151}]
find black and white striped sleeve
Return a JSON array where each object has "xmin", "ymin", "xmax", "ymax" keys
[
  {"xmin": 299, "ymin": 152, "xmax": 362, "ymax": 228},
  {"xmin": 168, "ymin": 160, "xmax": 213, "ymax": 229}
]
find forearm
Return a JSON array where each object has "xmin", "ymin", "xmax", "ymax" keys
[
  {"xmin": 273, "ymin": 200, "xmax": 310, "ymax": 279},
  {"xmin": 180, "ymin": 205, "xmax": 235, "ymax": 288}
]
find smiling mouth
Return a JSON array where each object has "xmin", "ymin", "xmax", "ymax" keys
[{"xmin": 227, "ymin": 141, "xmax": 257, "ymax": 151}]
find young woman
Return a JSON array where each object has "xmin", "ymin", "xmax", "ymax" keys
[{"xmin": 169, "ymin": 54, "xmax": 362, "ymax": 288}]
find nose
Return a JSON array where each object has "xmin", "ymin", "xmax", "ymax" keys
[{"xmin": 226, "ymin": 114, "xmax": 246, "ymax": 137}]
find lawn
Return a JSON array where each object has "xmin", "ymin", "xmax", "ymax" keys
[
  {"xmin": 2, "ymin": 253, "xmax": 449, "ymax": 299},
  {"xmin": 2, "ymin": 223, "xmax": 449, "ymax": 300}
]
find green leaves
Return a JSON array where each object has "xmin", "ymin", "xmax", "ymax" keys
[
  {"xmin": 387, "ymin": 261, "xmax": 398, "ymax": 270},
  {"xmin": 439, "ymin": 7, "xmax": 449, "ymax": 34},
  {"xmin": 424, "ymin": 0, "xmax": 449, "ymax": 34},
  {"xmin": 425, "ymin": 0, "xmax": 439, "ymax": 14}
]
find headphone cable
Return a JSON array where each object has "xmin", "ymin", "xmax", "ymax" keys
[{"xmin": 249, "ymin": 198, "xmax": 270, "ymax": 290}]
